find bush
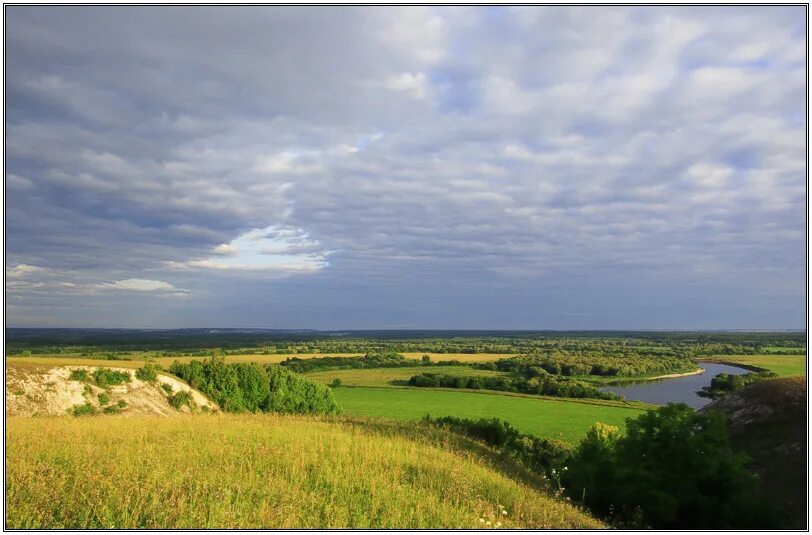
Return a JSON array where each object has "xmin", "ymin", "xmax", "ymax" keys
[
  {"xmin": 103, "ymin": 400, "xmax": 127, "ymax": 414},
  {"xmin": 135, "ymin": 364, "xmax": 158, "ymax": 382},
  {"xmin": 91, "ymin": 369, "xmax": 131, "ymax": 387},
  {"xmin": 68, "ymin": 369, "xmax": 88, "ymax": 382},
  {"xmin": 161, "ymin": 383, "xmax": 174, "ymax": 395},
  {"xmin": 168, "ymin": 391, "xmax": 194, "ymax": 410},
  {"xmin": 97, "ymin": 392, "xmax": 110, "ymax": 405},
  {"xmin": 563, "ymin": 404, "xmax": 776, "ymax": 528},
  {"xmin": 330, "ymin": 378, "xmax": 342, "ymax": 388},
  {"xmin": 69, "ymin": 403, "xmax": 96, "ymax": 416}
]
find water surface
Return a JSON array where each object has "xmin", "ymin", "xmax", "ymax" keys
[{"xmin": 600, "ymin": 362, "xmax": 750, "ymax": 409}]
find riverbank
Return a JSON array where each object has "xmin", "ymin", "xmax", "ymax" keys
[{"xmin": 648, "ymin": 368, "xmax": 705, "ymax": 380}]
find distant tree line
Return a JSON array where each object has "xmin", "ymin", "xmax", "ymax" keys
[
  {"xmin": 407, "ymin": 372, "xmax": 620, "ymax": 400},
  {"xmin": 478, "ymin": 353, "xmax": 698, "ymax": 378},
  {"xmin": 279, "ymin": 352, "xmax": 466, "ymax": 373}
]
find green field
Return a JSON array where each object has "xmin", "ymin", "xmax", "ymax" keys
[
  {"xmin": 6, "ymin": 414, "xmax": 601, "ymax": 529},
  {"xmin": 332, "ymin": 386, "xmax": 648, "ymax": 444},
  {"xmin": 305, "ymin": 366, "xmax": 504, "ymax": 387},
  {"xmin": 705, "ymin": 355, "xmax": 806, "ymax": 377}
]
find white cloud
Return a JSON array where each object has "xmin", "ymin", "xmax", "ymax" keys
[
  {"xmin": 384, "ymin": 72, "xmax": 429, "ymax": 99},
  {"xmin": 6, "ymin": 264, "xmax": 47, "ymax": 278},
  {"xmin": 171, "ymin": 225, "xmax": 329, "ymax": 273},
  {"xmin": 100, "ymin": 279, "xmax": 190, "ymax": 297}
]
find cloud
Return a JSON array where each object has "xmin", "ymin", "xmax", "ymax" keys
[
  {"xmin": 170, "ymin": 225, "xmax": 329, "ymax": 273},
  {"xmin": 384, "ymin": 72, "xmax": 429, "ymax": 99},
  {"xmin": 6, "ymin": 264, "xmax": 47, "ymax": 278},
  {"xmin": 100, "ymin": 279, "xmax": 190, "ymax": 297},
  {"xmin": 4, "ymin": 6, "xmax": 805, "ymax": 328}
]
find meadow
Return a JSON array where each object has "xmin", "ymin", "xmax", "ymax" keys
[
  {"xmin": 703, "ymin": 355, "xmax": 806, "ymax": 377},
  {"xmin": 304, "ymin": 365, "xmax": 504, "ymax": 387},
  {"xmin": 5, "ymin": 414, "xmax": 601, "ymax": 529},
  {"xmin": 331, "ymin": 386, "xmax": 649, "ymax": 443}
]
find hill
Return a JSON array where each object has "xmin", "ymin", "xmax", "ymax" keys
[
  {"xmin": 6, "ymin": 363, "xmax": 216, "ymax": 417},
  {"xmin": 703, "ymin": 376, "xmax": 807, "ymax": 529},
  {"xmin": 6, "ymin": 414, "xmax": 603, "ymax": 529}
]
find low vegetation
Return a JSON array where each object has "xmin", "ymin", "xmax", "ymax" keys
[
  {"xmin": 89, "ymin": 368, "xmax": 131, "ymax": 387},
  {"xmin": 135, "ymin": 363, "xmax": 158, "ymax": 382}
]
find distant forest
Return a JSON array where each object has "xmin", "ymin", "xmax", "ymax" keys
[{"xmin": 5, "ymin": 327, "xmax": 806, "ymax": 354}]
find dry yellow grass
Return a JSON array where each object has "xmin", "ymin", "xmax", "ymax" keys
[{"xmin": 6, "ymin": 414, "xmax": 602, "ymax": 529}]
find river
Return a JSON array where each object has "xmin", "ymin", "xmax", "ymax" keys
[{"xmin": 600, "ymin": 362, "xmax": 751, "ymax": 409}]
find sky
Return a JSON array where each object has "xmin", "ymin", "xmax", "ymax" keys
[{"xmin": 4, "ymin": 6, "xmax": 807, "ymax": 330}]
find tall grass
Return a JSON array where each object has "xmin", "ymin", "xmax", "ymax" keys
[{"xmin": 6, "ymin": 414, "xmax": 601, "ymax": 529}]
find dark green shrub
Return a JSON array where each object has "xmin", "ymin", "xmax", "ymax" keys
[
  {"xmin": 161, "ymin": 383, "xmax": 174, "ymax": 395},
  {"xmin": 330, "ymin": 378, "xmax": 342, "ymax": 388},
  {"xmin": 135, "ymin": 364, "xmax": 158, "ymax": 382},
  {"xmin": 103, "ymin": 400, "xmax": 127, "ymax": 414},
  {"xmin": 68, "ymin": 369, "xmax": 88, "ymax": 382},
  {"xmin": 168, "ymin": 391, "xmax": 194, "ymax": 410},
  {"xmin": 69, "ymin": 403, "xmax": 96, "ymax": 416},
  {"xmin": 91, "ymin": 368, "xmax": 131, "ymax": 387},
  {"xmin": 97, "ymin": 392, "xmax": 110, "ymax": 405}
]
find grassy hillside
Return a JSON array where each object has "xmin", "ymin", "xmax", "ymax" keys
[
  {"xmin": 332, "ymin": 386, "xmax": 648, "ymax": 443},
  {"xmin": 6, "ymin": 414, "xmax": 602, "ymax": 529}
]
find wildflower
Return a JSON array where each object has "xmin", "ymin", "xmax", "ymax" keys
[
  {"xmin": 502, "ymin": 510, "xmax": 508, "ymax": 515},
  {"xmin": 479, "ymin": 518, "xmax": 485, "ymax": 523},
  {"xmin": 496, "ymin": 522, "xmax": 502, "ymax": 528},
  {"xmin": 563, "ymin": 466, "xmax": 568, "ymax": 471},
  {"xmin": 486, "ymin": 521, "xmax": 491, "ymax": 526}
]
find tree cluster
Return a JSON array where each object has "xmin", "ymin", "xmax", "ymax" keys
[{"xmin": 168, "ymin": 358, "xmax": 339, "ymax": 415}]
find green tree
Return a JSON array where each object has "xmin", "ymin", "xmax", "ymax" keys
[{"xmin": 564, "ymin": 404, "xmax": 773, "ymax": 528}]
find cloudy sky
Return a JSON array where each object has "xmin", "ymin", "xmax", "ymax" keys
[{"xmin": 5, "ymin": 6, "xmax": 806, "ymax": 329}]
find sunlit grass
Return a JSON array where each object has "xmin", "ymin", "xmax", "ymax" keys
[
  {"xmin": 304, "ymin": 366, "xmax": 504, "ymax": 387},
  {"xmin": 332, "ymin": 386, "xmax": 647, "ymax": 443},
  {"xmin": 703, "ymin": 355, "xmax": 806, "ymax": 377},
  {"xmin": 6, "ymin": 414, "xmax": 602, "ymax": 529}
]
